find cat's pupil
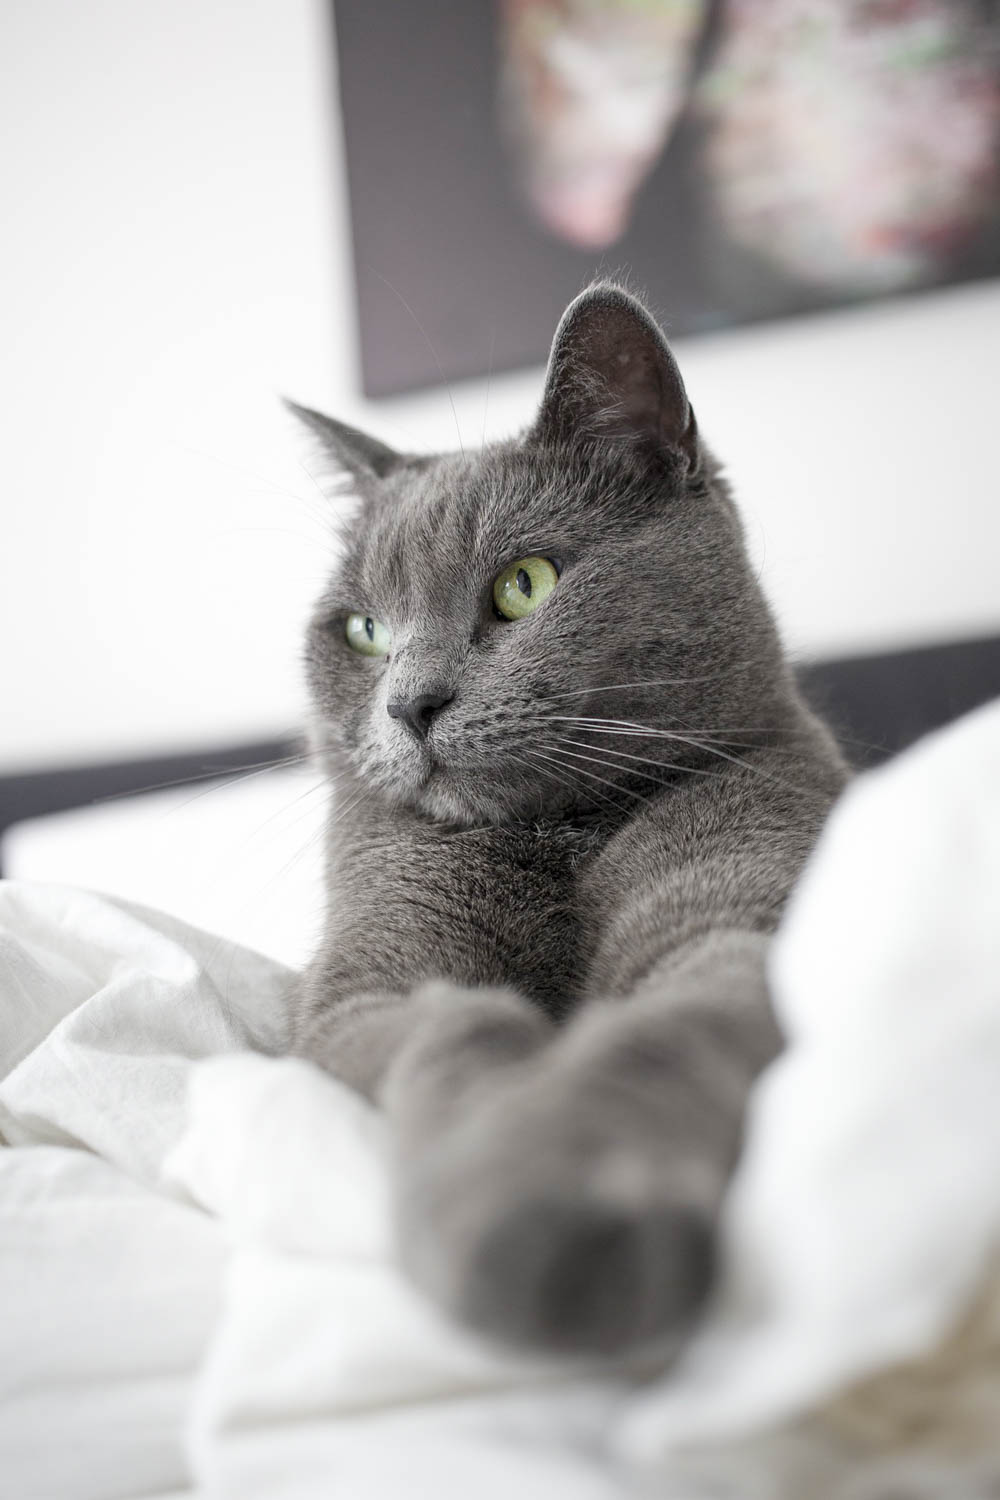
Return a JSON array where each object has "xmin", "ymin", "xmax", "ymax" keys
[
  {"xmin": 364, "ymin": 616, "xmax": 374, "ymax": 641},
  {"xmin": 516, "ymin": 568, "xmax": 531, "ymax": 597}
]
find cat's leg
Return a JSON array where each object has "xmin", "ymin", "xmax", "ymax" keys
[
  {"xmin": 384, "ymin": 927, "xmax": 780, "ymax": 1355},
  {"xmin": 295, "ymin": 976, "xmax": 553, "ymax": 1103},
  {"xmin": 292, "ymin": 813, "xmax": 589, "ymax": 1096}
]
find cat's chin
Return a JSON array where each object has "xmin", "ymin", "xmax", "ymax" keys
[
  {"xmin": 409, "ymin": 766, "xmax": 549, "ymax": 828},
  {"xmin": 359, "ymin": 743, "xmax": 559, "ymax": 826},
  {"xmin": 413, "ymin": 776, "xmax": 518, "ymax": 828}
]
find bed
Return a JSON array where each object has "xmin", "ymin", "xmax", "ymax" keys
[{"xmin": 2, "ymin": 635, "xmax": 1000, "ymax": 1499}]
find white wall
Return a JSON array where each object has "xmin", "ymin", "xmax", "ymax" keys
[{"xmin": 2, "ymin": 0, "xmax": 999, "ymax": 775}]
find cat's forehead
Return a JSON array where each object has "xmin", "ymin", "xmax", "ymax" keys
[{"xmin": 344, "ymin": 446, "xmax": 557, "ymax": 611}]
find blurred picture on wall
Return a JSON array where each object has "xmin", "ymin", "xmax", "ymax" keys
[{"xmin": 333, "ymin": 0, "xmax": 1000, "ymax": 395}]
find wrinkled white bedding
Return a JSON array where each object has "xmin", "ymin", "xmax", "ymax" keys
[{"xmin": 3, "ymin": 701, "xmax": 999, "ymax": 1499}]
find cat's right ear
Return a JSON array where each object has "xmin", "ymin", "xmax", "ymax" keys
[
  {"xmin": 527, "ymin": 284, "xmax": 698, "ymax": 471},
  {"xmin": 284, "ymin": 400, "xmax": 403, "ymax": 486}
]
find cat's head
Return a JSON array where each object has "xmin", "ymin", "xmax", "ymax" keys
[{"xmin": 297, "ymin": 284, "xmax": 787, "ymax": 825}]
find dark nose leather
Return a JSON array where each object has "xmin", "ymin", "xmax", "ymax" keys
[{"xmin": 387, "ymin": 689, "xmax": 453, "ymax": 741}]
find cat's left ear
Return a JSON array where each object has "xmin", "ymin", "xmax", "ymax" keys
[
  {"xmin": 285, "ymin": 400, "xmax": 404, "ymax": 486},
  {"xmin": 529, "ymin": 284, "xmax": 698, "ymax": 472}
]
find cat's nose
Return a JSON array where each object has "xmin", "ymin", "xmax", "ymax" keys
[{"xmin": 387, "ymin": 689, "xmax": 454, "ymax": 741}]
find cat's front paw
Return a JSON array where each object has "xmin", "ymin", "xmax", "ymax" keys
[
  {"xmin": 393, "ymin": 1085, "xmax": 720, "ymax": 1357},
  {"xmin": 294, "ymin": 991, "xmax": 413, "ymax": 1099},
  {"xmin": 436, "ymin": 1188, "xmax": 714, "ymax": 1358},
  {"xmin": 299, "ymin": 980, "xmax": 553, "ymax": 1103}
]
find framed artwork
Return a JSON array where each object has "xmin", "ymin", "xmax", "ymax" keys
[{"xmin": 332, "ymin": 0, "xmax": 1000, "ymax": 396}]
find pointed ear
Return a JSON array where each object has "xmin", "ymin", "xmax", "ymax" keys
[
  {"xmin": 284, "ymin": 400, "xmax": 404, "ymax": 484},
  {"xmin": 529, "ymin": 285, "xmax": 698, "ymax": 471}
]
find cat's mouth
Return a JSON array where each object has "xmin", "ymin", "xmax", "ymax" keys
[
  {"xmin": 380, "ymin": 731, "xmax": 540, "ymax": 824},
  {"xmin": 390, "ymin": 740, "xmax": 447, "ymax": 800}
]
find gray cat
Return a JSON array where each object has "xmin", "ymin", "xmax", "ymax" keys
[{"xmin": 291, "ymin": 284, "xmax": 847, "ymax": 1358}]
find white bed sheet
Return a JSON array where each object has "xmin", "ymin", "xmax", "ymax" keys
[
  {"xmin": 3, "ymin": 700, "xmax": 1000, "ymax": 1498},
  {"xmin": 2, "ymin": 766, "xmax": 328, "ymax": 967}
]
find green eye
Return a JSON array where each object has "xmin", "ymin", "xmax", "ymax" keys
[
  {"xmin": 345, "ymin": 612, "xmax": 391, "ymax": 656},
  {"xmin": 492, "ymin": 556, "xmax": 559, "ymax": 621}
]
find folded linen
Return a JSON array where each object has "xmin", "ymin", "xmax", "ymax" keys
[{"xmin": 0, "ymin": 886, "xmax": 293, "ymax": 1499}]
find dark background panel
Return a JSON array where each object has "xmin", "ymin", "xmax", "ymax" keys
[
  {"xmin": 798, "ymin": 635, "xmax": 1000, "ymax": 771},
  {"xmin": 334, "ymin": 0, "xmax": 608, "ymax": 395}
]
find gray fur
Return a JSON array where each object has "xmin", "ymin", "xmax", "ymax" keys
[{"xmin": 291, "ymin": 283, "xmax": 848, "ymax": 1357}]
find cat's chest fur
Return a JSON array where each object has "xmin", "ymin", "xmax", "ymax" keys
[{"xmin": 324, "ymin": 800, "xmax": 608, "ymax": 1019}]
